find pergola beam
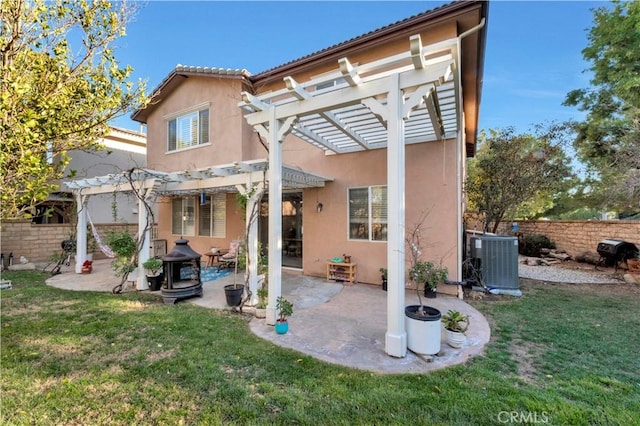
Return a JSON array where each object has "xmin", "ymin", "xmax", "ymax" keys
[
  {"xmin": 338, "ymin": 57, "xmax": 361, "ymax": 86},
  {"xmin": 410, "ymin": 34, "xmax": 425, "ymax": 69},
  {"xmin": 424, "ymin": 88, "xmax": 444, "ymax": 140}
]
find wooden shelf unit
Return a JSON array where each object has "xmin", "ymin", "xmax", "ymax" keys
[{"xmin": 326, "ymin": 262, "xmax": 357, "ymax": 284}]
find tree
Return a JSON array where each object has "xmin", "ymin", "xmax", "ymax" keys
[
  {"xmin": 563, "ymin": 0, "xmax": 640, "ymax": 211},
  {"xmin": 0, "ymin": 0, "xmax": 147, "ymax": 220},
  {"xmin": 465, "ymin": 126, "xmax": 574, "ymax": 233}
]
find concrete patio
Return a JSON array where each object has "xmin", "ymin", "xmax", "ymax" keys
[{"xmin": 46, "ymin": 259, "xmax": 491, "ymax": 374}]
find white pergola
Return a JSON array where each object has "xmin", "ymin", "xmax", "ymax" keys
[
  {"xmin": 239, "ymin": 34, "xmax": 470, "ymax": 357},
  {"xmin": 64, "ymin": 159, "xmax": 332, "ymax": 304}
]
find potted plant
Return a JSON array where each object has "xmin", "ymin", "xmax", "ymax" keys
[
  {"xmin": 275, "ymin": 296, "xmax": 293, "ymax": 334},
  {"xmin": 142, "ymin": 257, "xmax": 164, "ymax": 291},
  {"xmin": 409, "ymin": 261, "xmax": 448, "ymax": 299},
  {"xmin": 442, "ymin": 310, "xmax": 470, "ymax": 348},
  {"xmin": 255, "ymin": 285, "xmax": 268, "ymax": 318},
  {"xmin": 81, "ymin": 259, "xmax": 93, "ymax": 274},
  {"xmin": 404, "ymin": 214, "xmax": 443, "ymax": 355},
  {"xmin": 224, "ymin": 241, "xmax": 245, "ymax": 307},
  {"xmin": 380, "ymin": 267, "xmax": 388, "ymax": 291}
]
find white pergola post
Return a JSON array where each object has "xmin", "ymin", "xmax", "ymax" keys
[
  {"xmin": 385, "ymin": 73, "xmax": 407, "ymax": 358},
  {"xmin": 246, "ymin": 194, "xmax": 259, "ymax": 305},
  {"xmin": 75, "ymin": 194, "xmax": 88, "ymax": 274},
  {"xmin": 136, "ymin": 188, "xmax": 150, "ymax": 291},
  {"xmin": 239, "ymin": 183, "xmax": 264, "ymax": 306},
  {"xmin": 266, "ymin": 106, "xmax": 283, "ymax": 326}
]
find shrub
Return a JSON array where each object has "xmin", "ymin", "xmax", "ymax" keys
[
  {"xmin": 519, "ymin": 234, "xmax": 556, "ymax": 257},
  {"xmin": 106, "ymin": 231, "xmax": 136, "ymax": 258},
  {"xmin": 106, "ymin": 231, "xmax": 137, "ymax": 277}
]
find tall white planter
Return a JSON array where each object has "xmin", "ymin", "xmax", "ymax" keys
[{"xmin": 405, "ymin": 305, "xmax": 441, "ymax": 355}]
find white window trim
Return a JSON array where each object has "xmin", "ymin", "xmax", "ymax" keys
[
  {"xmin": 166, "ymin": 102, "xmax": 211, "ymax": 153},
  {"xmin": 163, "ymin": 102, "xmax": 211, "ymax": 120}
]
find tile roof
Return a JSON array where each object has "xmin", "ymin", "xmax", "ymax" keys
[
  {"xmin": 252, "ymin": 1, "xmax": 457, "ymax": 78},
  {"xmin": 173, "ymin": 65, "xmax": 251, "ymax": 77}
]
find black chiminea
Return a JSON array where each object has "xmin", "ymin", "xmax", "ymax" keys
[{"xmin": 161, "ymin": 238, "xmax": 203, "ymax": 304}]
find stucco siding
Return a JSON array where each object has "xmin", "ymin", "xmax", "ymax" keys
[{"xmin": 146, "ymin": 77, "xmax": 252, "ymax": 171}]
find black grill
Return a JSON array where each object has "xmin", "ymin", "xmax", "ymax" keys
[{"xmin": 596, "ymin": 239, "xmax": 638, "ymax": 269}]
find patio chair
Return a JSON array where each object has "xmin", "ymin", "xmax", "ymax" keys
[{"xmin": 217, "ymin": 239, "xmax": 242, "ymax": 271}]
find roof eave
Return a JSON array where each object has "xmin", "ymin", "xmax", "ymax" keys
[
  {"xmin": 131, "ymin": 68, "xmax": 252, "ymax": 124},
  {"xmin": 250, "ymin": 0, "xmax": 483, "ymax": 84}
]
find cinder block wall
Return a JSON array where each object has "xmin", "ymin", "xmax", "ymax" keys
[
  {"xmin": 496, "ymin": 220, "xmax": 639, "ymax": 258},
  {"xmin": 1, "ymin": 220, "xmax": 137, "ymax": 264}
]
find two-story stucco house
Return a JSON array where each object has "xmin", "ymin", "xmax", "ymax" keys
[{"xmin": 66, "ymin": 0, "xmax": 488, "ymax": 358}]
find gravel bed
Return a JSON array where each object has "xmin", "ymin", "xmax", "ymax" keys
[{"xmin": 518, "ymin": 258, "xmax": 621, "ymax": 284}]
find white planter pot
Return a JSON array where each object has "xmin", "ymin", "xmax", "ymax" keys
[
  {"xmin": 405, "ymin": 305, "xmax": 441, "ymax": 355},
  {"xmin": 445, "ymin": 329, "xmax": 466, "ymax": 348},
  {"xmin": 255, "ymin": 308, "xmax": 267, "ymax": 318}
]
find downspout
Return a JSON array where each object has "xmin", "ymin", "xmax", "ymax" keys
[
  {"xmin": 459, "ymin": 18, "xmax": 485, "ymax": 40},
  {"xmin": 455, "ymin": 18, "xmax": 485, "ymax": 297}
]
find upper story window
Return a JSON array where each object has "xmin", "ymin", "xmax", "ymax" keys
[
  {"xmin": 348, "ymin": 185, "xmax": 387, "ymax": 241},
  {"xmin": 167, "ymin": 108, "xmax": 209, "ymax": 152}
]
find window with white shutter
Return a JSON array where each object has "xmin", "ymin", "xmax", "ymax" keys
[
  {"xmin": 198, "ymin": 193, "xmax": 226, "ymax": 237},
  {"xmin": 348, "ymin": 186, "xmax": 387, "ymax": 241},
  {"xmin": 167, "ymin": 107, "xmax": 210, "ymax": 152},
  {"xmin": 172, "ymin": 197, "xmax": 195, "ymax": 236}
]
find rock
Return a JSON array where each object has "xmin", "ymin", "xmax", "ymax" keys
[
  {"xmin": 8, "ymin": 263, "xmax": 36, "ymax": 271},
  {"xmin": 575, "ymin": 251, "xmax": 600, "ymax": 265},
  {"xmin": 623, "ymin": 273, "xmax": 640, "ymax": 285},
  {"xmin": 524, "ymin": 257, "xmax": 550, "ymax": 266},
  {"xmin": 547, "ymin": 250, "xmax": 571, "ymax": 261}
]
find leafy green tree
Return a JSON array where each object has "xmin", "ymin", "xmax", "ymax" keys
[
  {"xmin": 563, "ymin": 0, "xmax": 640, "ymax": 210},
  {"xmin": 466, "ymin": 126, "xmax": 574, "ymax": 233},
  {"xmin": 0, "ymin": 0, "xmax": 147, "ymax": 220}
]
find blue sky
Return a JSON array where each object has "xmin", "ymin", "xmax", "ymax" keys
[{"xmin": 112, "ymin": 1, "xmax": 607, "ymax": 134}]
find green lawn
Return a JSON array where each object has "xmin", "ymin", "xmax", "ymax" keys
[{"xmin": 1, "ymin": 271, "xmax": 639, "ymax": 425}]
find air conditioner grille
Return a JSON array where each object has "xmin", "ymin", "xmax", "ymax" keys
[{"xmin": 471, "ymin": 235, "xmax": 519, "ymax": 290}]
